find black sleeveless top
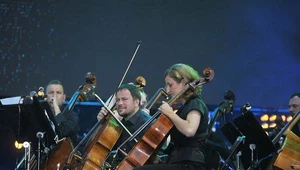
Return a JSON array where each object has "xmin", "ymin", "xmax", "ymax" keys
[{"xmin": 168, "ymin": 96, "xmax": 208, "ymax": 164}]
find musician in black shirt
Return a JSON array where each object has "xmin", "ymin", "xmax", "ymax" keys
[{"xmin": 46, "ymin": 80, "xmax": 79, "ymax": 145}]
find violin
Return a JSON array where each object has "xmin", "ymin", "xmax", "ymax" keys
[{"xmin": 115, "ymin": 67, "xmax": 215, "ymax": 170}]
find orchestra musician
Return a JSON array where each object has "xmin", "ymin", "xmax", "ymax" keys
[
  {"xmin": 133, "ymin": 63, "xmax": 208, "ymax": 170},
  {"xmin": 140, "ymin": 90, "xmax": 150, "ymax": 114},
  {"xmin": 268, "ymin": 92, "xmax": 300, "ymax": 147},
  {"xmin": 46, "ymin": 79, "xmax": 79, "ymax": 145},
  {"xmin": 288, "ymin": 92, "xmax": 300, "ymax": 137},
  {"xmin": 96, "ymin": 83, "xmax": 151, "ymax": 167}
]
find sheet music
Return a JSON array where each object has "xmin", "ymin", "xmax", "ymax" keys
[{"xmin": 0, "ymin": 96, "xmax": 23, "ymax": 105}]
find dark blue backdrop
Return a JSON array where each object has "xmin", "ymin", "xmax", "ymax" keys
[
  {"xmin": 1, "ymin": 1, "xmax": 300, "ymax": 168},
  {"xmin": 1, "ymin": 0, "xmax": 300, "ymax": 108}
]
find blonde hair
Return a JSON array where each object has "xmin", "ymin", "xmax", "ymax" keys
[{"xmin": 164, "ymin": 63, "xmax": 202, "ymax": 100}]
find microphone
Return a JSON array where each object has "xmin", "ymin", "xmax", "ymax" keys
[
  {"xmin": 23, "ymin": 91, "xmax": 36, "ymax": 104},
  {"xmin": 30, "ymin": 91, "xmax": 37, "ymax": 97},
  {"xmin": 37, "ymin": 86, "xmax": 45, "ymax": 98},
  {"xmin": 23, "ymin": 141, "xmax": 30, "ymax": 149},
  {"xmin": 36, "ymin": 132, "xmax": 45, "ymax": 139}
]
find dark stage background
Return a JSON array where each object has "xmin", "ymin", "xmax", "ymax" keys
[
  {"xmin": 0, "ymin": 0, "xmax": 300, "ymax": 169},
  {"xmin": 1, "ymin": 0, "xmax": 300, "ymax": 108}
]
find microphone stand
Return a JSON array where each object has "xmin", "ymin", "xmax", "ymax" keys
[
  {"xmin": 23, "ymin": 141, "xmax": 31, "ymax": 170},
  {"xmin": 36, "ymin": 132, "xmax": 45, "ymax": 170}
]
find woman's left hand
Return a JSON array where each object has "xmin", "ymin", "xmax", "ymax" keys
[{"xmin": 158, "ymin": 101, "xmax": 174, "ymax": 117}]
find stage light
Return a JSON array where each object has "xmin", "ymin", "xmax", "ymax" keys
[
  {"xmin": 261, "ymin": 123, "xmax": 269, "ymax": 129},
  {"xmin": 287, "ymin": 116, "xmax": 292, "ymax": 122},
  {"xmin": 281, "ymin": 115, "xmax": 286, "ymax": 122},
  {"xmin": 14, "ymin": 141, "xmax": 23, "ymax": 149},
  {"xmin": 269, "ymin": 123, "xmax": 277, "ymax": 128},
  {"xmin": 260, "ymin": 114, "xmax": 269, "ymax": 121},
  {"xmin": 269, "ymin": 115, "xmax": 277, "ymax": 121}
]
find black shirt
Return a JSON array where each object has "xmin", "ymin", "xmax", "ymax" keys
[
  {"xmin": 55, "ymin": 109, "xmax": 79, "ymax": 145},
  {"xmin": 168, "ymin": 96, "xmax": 208, "ymax": 164},
  {"xmin": 113, "ymin": 109, "xmax": 151, "ymax": 161},
  {"xmin": 292, "ymin": 121, "xmax": 300, "ymax": 137}
]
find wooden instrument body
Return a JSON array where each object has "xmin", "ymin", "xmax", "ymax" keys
[
  {"xmin": 76, "ymin": 116, "xmax": 122, "ymax": 170},
  {"xmin": 268, "ymin": 110, "xmax": 300, "ymax": 170},
  {"xmin": 114, "ymin": 67, "xmax": 214, "ymax": 170},
  {"xmin": 272, "ymin": 131, "xmax": 300, "ymax": 170},
  {"xmin": 116, "ymin": 114, "xmax": 173, "ymax": 170},
  {"xmin": 41, "ymin": 138, "xmax": 76, "ymax": 170}
]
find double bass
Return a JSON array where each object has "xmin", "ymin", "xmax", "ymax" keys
[{"xmin": 115, "ymin": 67, "xmax": 215, "ymax": 170}]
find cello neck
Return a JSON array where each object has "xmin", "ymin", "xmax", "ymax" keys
[{"xmin": 272, "ymin": 110, "xmax": 300, "ymax": 144}]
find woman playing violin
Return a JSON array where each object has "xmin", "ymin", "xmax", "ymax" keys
[{"xmin": 134, "ymin": 63, "xmax": 208, "ymax": 170}]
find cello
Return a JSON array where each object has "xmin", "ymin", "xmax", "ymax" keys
[
  {"xmin": 68, "ymin": 42, "xmax": 142, "ymax": 170},
  {"xmin": 71, "ymin": 76, "xmax": 148, "ymax": 170},
  {"xmin": 115, "ymin": 67, "xmax": 215, "ymax": 170},
  {"xmin": 267, "ymin": 110, "xmax": 300, "ymax": 170},
  {"xmin": 41, "ymin": 72, "xmax": 97, "ymax": 170}
]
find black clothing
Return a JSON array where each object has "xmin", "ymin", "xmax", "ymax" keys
[
  {"xmin": 133, "ymin": 96, "xmax": 208, "ymax": 170},
  {"xmin": 292, "ymin": 122, "xmax": 300, "ymax": 137},
  {"xmin": 55, "ymin": 109, "xmax": 79, "ymax": 145},
  {"xmin": 168, "ymin": 96, "xmax": 208, "ymax": 164},
  {"xmin": 113, "ymin": 109, "xmax": 151, "ymax": 161}
]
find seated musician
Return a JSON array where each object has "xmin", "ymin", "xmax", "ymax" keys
[
  {"xmin": 134, "ymin": 63, "xmax": 208, "ymax": 170},
  {"xmin": 269, "ymin": 92, "xmax": 300, "ymax": 142},
  {"xmin": 140, "ymin": 90, "xmax": 150, "ymax": 114},
  {"xmin": 97, "ymin": 83, "xmax": 151, "ymax": 166},
  {"xmin": 288, "ymin": 92, "xmax": 300, "ymax": 137},
  {"xmin": 46, "ymin": 80, "xmax": 79, "ymax": 145}
]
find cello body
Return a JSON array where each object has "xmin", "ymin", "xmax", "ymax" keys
[
  {"xmin": 75, "ymin": 116, "xmax": 122, "ymax": 170},
  {"xmin": 116, "ymin": 114, "xmax": 173, "ymax": 170},
  {"xmin": 270, "ymin": 131, "xmax": 300, "ymax": 170},
  {"xmin": 41, "ymin": 138, "xmax": 76, "ymax": 170},
  {"xmin": 267, "ymin": 110, "xmax": 300, "ymax": 170}
]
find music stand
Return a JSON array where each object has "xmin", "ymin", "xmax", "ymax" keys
[
  {"xmin": 0, "ymin": 96, "xmax": 59, "ymax": 157},
  {"xmin": 221, "ymin": 110, "xmax": 275, "ymax": 170}
]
